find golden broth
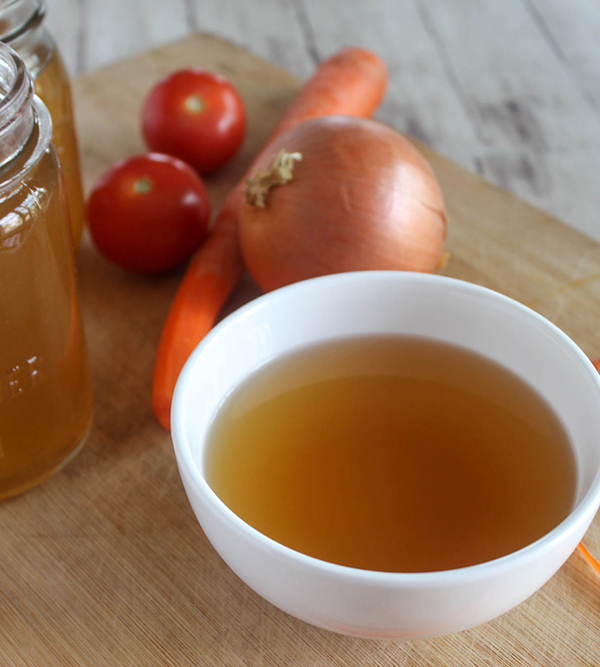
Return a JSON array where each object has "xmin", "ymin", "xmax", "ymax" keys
[
  {"xmin": 0, "ymin": 147, "xmax": 92, "ymax": 498},
  {"xmin": 206, "ymin": 335, "xmax": 576, "ymax": 572}
]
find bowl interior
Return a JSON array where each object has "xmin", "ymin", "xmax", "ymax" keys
[{"xmin": 175, "ymin": 272, "xmax": 600, "ymax": 516}]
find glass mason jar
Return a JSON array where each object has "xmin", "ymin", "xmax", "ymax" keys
[
  {"xmin": 0, "ymin": 43, "xmax": 93, "ymax": 499},
  {"xmin": 0, "ymin": 0, "xmax": 85, "ymax": 247}
]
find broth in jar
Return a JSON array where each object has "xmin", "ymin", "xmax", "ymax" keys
[{"xmin": 0, "ymin": 43, "xmax": 93, "ymax": 498}]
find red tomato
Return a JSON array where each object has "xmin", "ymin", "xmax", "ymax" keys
[
  {"xmin": 141, "ymin": 69, "xmax": 246, "ymax": 174},
  {"xmin": 87, "ymin": 153, "xmax": 211, "ymax": 274}
]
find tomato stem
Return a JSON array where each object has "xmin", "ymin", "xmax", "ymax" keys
[
  {"xmin": 184, "ymin": 95, "xmax": 205, "ymax": 114},
  {"xmin": 133, "ymin": 177, "xmax": 153, "ymax": 194}
]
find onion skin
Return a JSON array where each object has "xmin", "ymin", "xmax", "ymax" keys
[{"xmin": 239, "ymin": 116, "xmax": 447, "ymax": 293}]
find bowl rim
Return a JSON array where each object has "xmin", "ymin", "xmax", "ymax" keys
[{"xmin": 171, "ymin": 270, "xmax": 600, "ymax": 586}]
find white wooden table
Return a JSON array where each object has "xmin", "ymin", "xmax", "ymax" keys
[{"xmin": 48, "ymin": 0, "xmax": 600, "ymax": 242}]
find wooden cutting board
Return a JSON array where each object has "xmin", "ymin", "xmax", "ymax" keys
[{"xmin": 0, "ymin": 33, "xmax": 598, "ymax": 666}]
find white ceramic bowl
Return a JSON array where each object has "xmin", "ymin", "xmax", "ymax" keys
[{"xmin": 171, "ymin": 271, "xmax": 600, "ymax": 639}]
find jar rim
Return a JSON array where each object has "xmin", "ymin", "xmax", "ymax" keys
[
  {"xmin": 0, "ymin": 43, "xmax": 30, "ymax": 123},
  {"xmin": 0, "ymin": 0, "xmax": 45, "ymax": 44},
  {"xmin": 0, "ymin": 42, "xmax": 51, "ymax": 186},
  {"xmin": 0, "ymin": 94, "xmax": 52, "ymax": 194},
  {"xmin": 0, "ymin": 42, "xmax": 33, "ymax": 159}
]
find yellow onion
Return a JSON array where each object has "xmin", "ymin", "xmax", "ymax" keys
[{"xmin": 239, "ymin": 115, "xmax": 447, "ymax": 292}]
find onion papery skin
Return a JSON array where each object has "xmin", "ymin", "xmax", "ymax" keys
[{"xmin": 239, "ymin": 115, "xmax": 447, "ymax": 293}]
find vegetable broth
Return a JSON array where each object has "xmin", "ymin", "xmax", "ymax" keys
[
  {"xmin": 0, "ymin": 147, "xmax": 93, "ymax": 498},
  {"xmin": 206, "ymin": 335, "xmax": 576, "ymax": 572}
]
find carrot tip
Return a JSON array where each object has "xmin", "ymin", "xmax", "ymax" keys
[{"xmin": 577, "ymin": 542, "xmax": 600, "ymax": 577}]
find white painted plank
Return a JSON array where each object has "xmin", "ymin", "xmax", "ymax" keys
[
  {"xmin": 45, "ymin": 0, "xmax": 82, "ymax": 74},
  {"xmin": 410, "ymin": 0, "xmax": 600, "ymax": 241},
  {"xmin": 419, "ymin": 0, "xmax": 600, "ymax": 150},
  {"xmin": 523, "ymin": 0, "xmax": 600, "ymax": 112},
  {"xmin": 188, "ymin": 0, "xmax": 314, "ymax": 78},
  {"xmin": 82, "ymin": 0, "xmax": 191, "ymax": 72},
  {"xmin": 532, "ymin": 148, "xmax": 600, "ymax": 239}
]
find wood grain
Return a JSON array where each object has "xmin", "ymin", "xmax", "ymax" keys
[{"xmin": 0, "ymin": 34, "xmax": 598, "ymax": 666}]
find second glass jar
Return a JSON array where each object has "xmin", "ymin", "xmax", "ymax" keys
[{"xmin": 0, "ymin": 0, "xmax": 85, "ymax": 247}]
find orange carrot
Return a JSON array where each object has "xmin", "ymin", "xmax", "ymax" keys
[
  {"xmin": 577, "ymin": 543, "xmax": 600, "ymax": 577},
  {"xmin": 152, "ymin": 199, "xmax": 242, "ymax": 429},
  {"xmin": 152, "ymin": 47, "xmax": 388, "ymax": 430}
]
